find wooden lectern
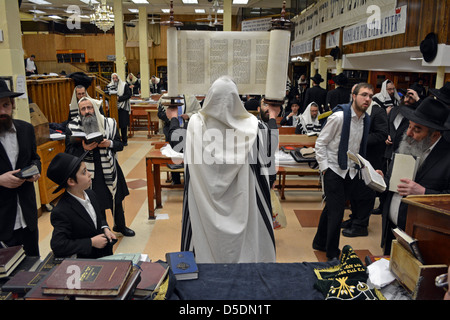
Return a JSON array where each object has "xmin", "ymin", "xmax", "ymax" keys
[{"xmin": 390, "ymin": 194, "xmax": 450, "ymax": 300}]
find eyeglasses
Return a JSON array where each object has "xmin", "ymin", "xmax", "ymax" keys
[{"xmin": 357, "ymin": 93, "xmax": 373, "ymax": 99}]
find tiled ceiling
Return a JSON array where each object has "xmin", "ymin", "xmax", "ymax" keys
[{"xmin": 19, "ymin": 0, "xmax": 291, "ymax": 22}]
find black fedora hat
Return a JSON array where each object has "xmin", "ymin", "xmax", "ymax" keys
[
  {"xmin": 0, "ymin": 79, "xmax": 22, "ymax": 99},
  {"xmin": 332, "ymin": 73, "xmax": 348, "ymax": 86},
  {"xmin": 311, "ymin": 73, "xmax": 324, "ymax": 84},
  {"xmin": 429, "ymin": 81, "xmax": 450, "ymax": 105},
  {"xmin": 400, "ymin": 96, "xmax": 449, "ymax": 131},
  {"xmin": 420, "ymin": 32, "xmax": 438, "ymax": 63},
  {"xmin": 47, "ymin": 152, "xmax": 88, "ymax": 194}
]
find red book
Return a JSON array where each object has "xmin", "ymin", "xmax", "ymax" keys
[
  {"xmin": 134, "ymin": 261, "xmax": 169, "ymax": 297},
  {"xmin": 41, "ymin": 259, "xmax": 132, "ymax": 297}
]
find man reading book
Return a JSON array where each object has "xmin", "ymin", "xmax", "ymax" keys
[
  {"xmin": 377, "ymin": 97, "xmax": 450, "ymax": 255},
  {"xmin": 313, "ymin": 83, "xmax": 373, "ymax": 261},
  {"xmin": 65, "ymin": 97, "xmax": 135, "ymax": 237},
  {"xmin": 47, "ymin": 152, "xmax": 116, "ymax": 258}
]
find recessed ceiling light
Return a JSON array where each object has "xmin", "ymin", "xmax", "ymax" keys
[
  {"xmin": 233, "ymin": 0, "xmax": 249, "ymax": 4},
  {"xmin": 195, "ymin": 9, "xmax": 205, "ymax": 13}
]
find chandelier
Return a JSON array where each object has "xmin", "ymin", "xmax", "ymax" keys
[{"xmin": 90, "ymin": 0, "xmax": 115, "ymax": 33}]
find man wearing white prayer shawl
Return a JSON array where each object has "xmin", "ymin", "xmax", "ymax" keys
[
  {"xmin": 65, "ymin": 97, "xmax": 135, "ymax": 237},
  {"xmin": 167, "ymin": 76, "xmax": 278, "ymax": 263},
  {"xmin": 372, "ymin": 79, "xmax": 400, "ymax": 113},
  {"xmin": 107, "ymin": 73, "xmax": 132, "ymax": 145},
  {"xmin": 67, "ymin": 85, "xmax": 103, "ymax": 123},
  {"xmin": 295, "ymin": 102, "xmax": 321, "ymax": 135}
]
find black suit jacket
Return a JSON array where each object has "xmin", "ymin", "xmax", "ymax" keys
[
  {"xmin": 326, "ymin": 87, "xmax": 351, "ymax": 112},
  {"xmin": 50, "ymin": 189, "xmax": 113, "ymax": 258},
  {"xmin": 303, "ymin": 85, "xmax": 327, "ymax": 113},
  {"xmin": 366, "ymin": 104, "xmax": 388, "ymax": 170},
  {"xmin": 0, "ymin": 120, "xmax": 41, "ymax": 241},
  {"xmin": 384, "ymin": 105, "xmax": 409, "ymax": 161},
  {"xmin": 381, "ymin": 137, "xmax": 450, "ymax": 250}
]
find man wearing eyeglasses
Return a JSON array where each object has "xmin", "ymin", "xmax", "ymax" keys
[{"xmin": 312, "ymin": 83, "xmax": 374, "ymax": 261}]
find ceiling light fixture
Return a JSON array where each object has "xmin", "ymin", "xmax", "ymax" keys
[{"xmin": 90, "ymin": 0, "xmax": 115, "ymax": 33}]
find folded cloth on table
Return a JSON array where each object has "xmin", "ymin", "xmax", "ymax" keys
[{"xmin": 314, "ymin": 245, "xmax": 385, "ymax": 300}]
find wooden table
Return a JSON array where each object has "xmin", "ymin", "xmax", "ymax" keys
[{"xmin": 145, "ymin": 149, "xmax": 184, "ymax": 219}]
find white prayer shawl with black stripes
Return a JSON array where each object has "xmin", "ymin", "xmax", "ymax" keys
[
  {"xmin": 180, "ymin": 76, "xmax": 276, "ymax": 263},
  {"xmin": 108, "ymin": 73, "xmax": 130, "ymax": 112},
  {"xmin": 68, "ymin": 97, "xmax": 118, "ymax": 200},
  {"xmin": 297, "ymin": 102, "xmax": 322, "ymax": 134},
  {"xmin": 68, "ymin": 88, "xmax": 100, "ymax": 121}
]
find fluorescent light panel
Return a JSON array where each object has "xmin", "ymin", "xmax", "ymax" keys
[
  {"xmin": 182, "ymin": 0, "xmax": 198, "ymax": 3},
  {"xmin": 29, "ymin": 9, "xmax": 47, "ymax": 14},
  {"xmin": 131, "ymin": 0, "xmax": 149, "ymax": 3},
  {"xmin": 233, "ymin": 0, "xmax": 249, "ymax": 4},
  {"xmin": 128, "ymin": 9, "xmax": 139, "ymax": 13},
  {"xmin": 161, "ymin": 9, "xmax": 170, "ymax": 13},
  {"xmin": 195, "ymin": 9, "xmax": 205, "ymax": 13},
  {"xmin": 28, "ymin": 0, "xmax": 52, "ymax": 4}
]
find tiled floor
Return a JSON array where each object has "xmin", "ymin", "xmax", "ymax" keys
[{"xmin": 37, "ymin": 132, "xmax": 385, "ymax": 264}]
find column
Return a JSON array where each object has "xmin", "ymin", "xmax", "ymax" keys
[
  {"xmin": 336, "ymin": 59, "xmax": 343, "ymax": 75},
  {"xmin": 114, "ymin": 0, "xmax": 126, "ymax": 80},
  {"xmin": 0, "ymin": 0, "xmax": 30, "ymax": 122},
  {"xmin": 139, "ymin": 6, "xmax": 150, "ymax": 99},
  {"xmin": 223, "ymin": 0, "xmax": 232, "ymax": 31},
  {"xmin": 436, "ymin": 66, "xmax": 445, "ymax": 89}
]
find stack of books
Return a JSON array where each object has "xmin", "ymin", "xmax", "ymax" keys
[
  {"xmin": 25, "ymin": 259, "xmax": 141, "ymax": 300},
  {"xmin": 0, "ymin": 246, "xmax": 25, "ymax": 278}
]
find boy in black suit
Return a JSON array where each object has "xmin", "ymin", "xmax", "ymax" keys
[{"xmin": 47, "ymin": 152, "xmax": 116, "ymax": 258}]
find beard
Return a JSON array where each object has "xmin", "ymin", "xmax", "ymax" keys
[
  {"xmin": 259, "ymin": 108, "xmax": 269, "ymax": 122},
  {"xmin": 81, "ymin": 113, "xmax": 99, "ymax": 134},
  {"xmin": 398, "ymin": 131, "xmax": 434, "ymax": 166},
  {"xmin": 0, "ymin": 114, "xmax": 13, "ymax": 133}
]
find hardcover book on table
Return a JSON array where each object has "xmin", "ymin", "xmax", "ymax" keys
[
  {"xmin": 41, "ymin": 259, "xmax": 133, "ymax": 297},
  {"xmin": 134, "ymin": 261, "xmax": 169, "ymax": 296},
  {"xmin": 0, "ymin": 246, "xmax": 25, "ymax": 277},
  {"xmin": 165, "ymin": 251, "xmax": 198, "ymax": 280}
]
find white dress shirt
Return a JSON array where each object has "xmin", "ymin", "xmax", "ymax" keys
[
  {"xmin": 68, "ymin": 191, "xmax": 98, "ymax": 229},
  {"xmin": 0, "ymin": 124, "xmax": 27, "ymax": 230},
  {"xmin": 315, "ymin": 106, "xmax": 365, "ymax": 179}
]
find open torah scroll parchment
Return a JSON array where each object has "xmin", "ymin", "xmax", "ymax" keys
[{"xmin": 167, "ymin": 30, "xmax": 290, "ymax": 98}]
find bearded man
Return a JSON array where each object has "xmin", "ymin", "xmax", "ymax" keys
[
  {"xmin": 378, "ymin": 97, "xmax": 450, "ymax": 255},
  {"xmin": 65, "ymin": 97, "xmax": 135, "ymax": 237},
  {"xmin": 0, "ymin": 79, "xmax": 41, "ymax": 256}
]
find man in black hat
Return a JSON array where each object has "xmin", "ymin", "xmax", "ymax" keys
[
  {"xmin": 303, "ymin": 73, "xmax": 327, "ymax": 113},
  {"xmin": 0, "ymin": 79, "xmax": 41, "ymax": 256},
  {"xmin": 47, "ymin": 152, "xmax": 116, "ymax": 258},
  {"xmin": 377, "ymin": 97, "xmax": 450, "ymax": 255},
  {"xmin": 326, "ymin": 73, "xmax": 351, "ymax": 111}
]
